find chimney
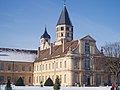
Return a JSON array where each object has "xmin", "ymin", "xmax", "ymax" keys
[
  {"xmin": 37, "ymin": 47, "xmax": 40, "ymax": 57},
  {"xmin": 50, "ymin": 43, "xmax": 53, "ymax": 55},
  {"xmin": 62, "ymin": 38, "xmax": 66, "ymax": 52}
]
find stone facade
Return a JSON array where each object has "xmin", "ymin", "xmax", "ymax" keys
[
  {"xmin": 34, "ymin": 36, "xmax": 105, "ymax": 86},
  {"xmin": 0, "ymin": 61, "xmax": 33, "ymax": 85}
]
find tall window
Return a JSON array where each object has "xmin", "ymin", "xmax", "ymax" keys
[
  {"xmin": 84, "ymin": 58, "xmax": 90, "ymax": 70},
  {"xmin": 0, "ymin": 63, "xmax": 4, "ymax": 71},
  {"xmin": 39, "ymin": 65, "xmax": 41, "ymax": 70},
  {"xmin": 34, "ymin": 77, "xmax": 35, "ymax": 83},
  {"xmin": 8, "ymin": 64, "xmax": 11, "ymax": 71},
  {"xmin": 52, "ymin": 75, "xmax": 54, "ymax": 81},
  {"xmin": 22, "ymin": 77, "xmax": 25, "ymax": 82},
  {"xmin": 37, "ymin": 65, "xmax": 38, "ymax": 71},
  {"xmin": 39, "ymin": 76, "xmax": 41, "ymax": 82},
  {"xmin": 42, "ymin": 76, "xmax": 44, "ymax": 82},
  {"xmin": 85, "ymin": 43, "xmax": 90, "ymax": 54},
  {"xmin": 0, "ymin": 76, "xmax": 4, "ymax": 83},
  {"xmin": 29, "ymin": 77, "xmax": 31, "ymax": 83},
  {"xmin": 15, "ymin": 65, "xmax": 18, "ymax": 72},
  {"xmin": 64, "ymin": 74, "xmax": 66, "ymax": 83},
  {"xmin": 96, "ymin": 74, "xmax": 101, "ymax": 86},
  {"xmin": 61, "ymin": 33, "xmax": 63, "ymax": 37},
  {"xmin": 43, "ymin": 65, "xmax": 44, "ymax": 70},
  {"xmin": 85, "ymin": 75, "xmax": 90, "ymax": 86},
  {"xmin": 60, "ymin": 62, "xmax": 62, "ymax": 68},
  {"xmin": 61, "ymin": 27, "xmax": 64, "ymax": 30},
  {"xmin": 49, "ymin": 64, "xmax": 51, "ymax": 69},
  {"xmin": 15, "ymin": 76, "xmax": 18, "ymax": 82},
  {"xmin": 60, "ymin": 75, "xmax": 62, "ymax": 83},
  {"xmin": 46, "ymin": 64, "xmax": 47, "ymax": 70},
  {"xmin": 37, "ymin": 76, "xmax": 38, "ymax": 83},
  {"xmin": 29, "ymin": 66, "xmax": 32, "ymax": 71},
  {"xmin": 66, "ymin": 27, "xmax": 69, "ymax": 31},
  {"xmin": 67, "ymin": 33, "xmax": 69, "ymax": 37},
  {"xmin": 56, "ymin": 62, "xmax": 58, "ymax": 68},
  {"xmin": 22, "ymin": 65, "xmax": 25, "ymax": 71},
  {"xmin": 64, "ymin": 61, "xmax": 67, "ymax": 68},
  {"xmin": 52, "ymin": 63, "xmax": 54, "ymax": 69}
]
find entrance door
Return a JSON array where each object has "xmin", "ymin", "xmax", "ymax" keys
[
  {"xmin": 85, "ymin": 75, "xmax": 90, "ymax": 86},
  {"xmin": 87, "ymin": 77, "xmax": 90, "ymax": 86}
]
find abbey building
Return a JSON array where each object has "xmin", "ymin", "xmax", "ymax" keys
[
  {"xmin": 0, "ymin": 5, "xmax": 111, "ymax": 86},
  {"xmin": 33, "ymin": 5, "xmax": 106, "ymax": 86}
]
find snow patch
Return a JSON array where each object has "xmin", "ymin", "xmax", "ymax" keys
[
  {"xmin": 0, "ymin": 51, "xmax": 36, "ymax": 62},
  {"xmin": 0, "ymin": 85, "xmax": 111, "ymax": 90}
]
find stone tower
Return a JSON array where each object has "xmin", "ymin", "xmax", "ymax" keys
[
  {"xmin": 55, "ymin": 5, "xmax": 73, "ymax": 45},
  {"xmin": 40, "ymin": 27, "xmax": 51, "ymax": 50}
]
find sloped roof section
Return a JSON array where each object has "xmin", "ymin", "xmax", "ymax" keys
[
  {"xmin": 35, "ymin": 40, "xmax": 78, "ymax": 62},
  {"xmin": 80, "ymin": 35, "xmax": 96, "ymax": 42},
  {"xmin": 57, "ymin": 6, "xmax": 72, "ymax": 26},
  {"xmin": 0, "ymin": 48, "xmax": 37, "ymax": 62}
]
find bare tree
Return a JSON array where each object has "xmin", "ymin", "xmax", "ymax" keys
[{"xmin": 102, "ymin": 42, "xmax": 120, "ymax": 83}]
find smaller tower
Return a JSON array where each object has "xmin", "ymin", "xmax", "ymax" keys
[{"xmin": 40, "ymin": 27, "xmax": 51, "ymax": 50}]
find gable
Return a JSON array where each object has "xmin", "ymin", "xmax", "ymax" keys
[{"xmin": 80, "ymin": 35, "xmax": 96, "ymax": 42}]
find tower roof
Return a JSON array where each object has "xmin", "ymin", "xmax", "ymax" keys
[
  {"xmin": 57, "ymin": 6, "xmax": 72, "ymax": 26},
  {"xmin": 40, "ymin": 27, "xmax": 51, "ymax": 39}
]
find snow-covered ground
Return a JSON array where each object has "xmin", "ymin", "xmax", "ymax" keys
[{"xmin": 0, "ymin": 85, "xmax": 111, "ymax": 90}]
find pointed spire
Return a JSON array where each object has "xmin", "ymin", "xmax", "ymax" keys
[
  {"xmin": 57, "ymin": 5, "xmax": 72, "ymax": 26},
  {"xmin": 40, "ymin": 26, "xmax": 51, "ymax": 39},
  {"xmin": 64, "ymin": 0, "xmax": 66, "ymax": 6}
]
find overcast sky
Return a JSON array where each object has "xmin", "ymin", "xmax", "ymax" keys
[{"xmin": 0, "ymin": 0, "xmax": 120, "ymax": 50}]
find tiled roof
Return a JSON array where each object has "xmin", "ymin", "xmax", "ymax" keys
[
  {"xmin": 57, "ymin": 6, "xmax": 72, "ymax": 26},
  {"xmin": 35, "ymin": 40, "xmax": 78, "ymax": 62}
]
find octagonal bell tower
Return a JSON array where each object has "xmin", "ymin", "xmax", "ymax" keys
[{"xmin": 55, "ymin": 5, "xmax": 73, "ymax": 45}]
